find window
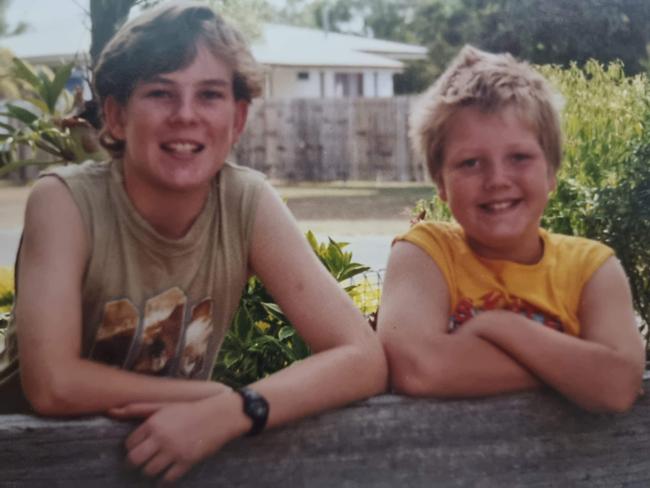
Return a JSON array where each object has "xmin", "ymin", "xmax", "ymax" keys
[
  {"xmin": 297, "ymin": 71, "xmax": 310, "ymax": 80},
  {"xmin": 334, "ymin": 73, "xmax": 364, "ymax": 98}
]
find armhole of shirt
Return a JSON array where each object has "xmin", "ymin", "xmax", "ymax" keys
[
  {"xmin": 572, "ymin": 240, "xmax": 615, "ymax": 320},
  {"xmin": 396, "ymin": 223, "xmax": 457, "ymax": 309}
]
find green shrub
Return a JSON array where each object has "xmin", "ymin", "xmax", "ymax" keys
[
  {"xmin": 542, "ymin": 61, "xmax": 650, "ymax": 357},
  {"xmin": 0, "ymin": 58, "xmax": 104, "ymax": 176},
  {"xmin": 212, "ymin": 232, "xmax": 370, "ymax": 388},
  {"xmin": 412, "ymin": 60, "xmax": 650, "ymax": 358}
]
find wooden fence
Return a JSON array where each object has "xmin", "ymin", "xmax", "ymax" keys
[
  {"xmin": 1, "ymin": 376, "xmax": 649, "ymax": 487},
  {"xmin": 233, "ymin": 96, "xmax": 428, "ymax": 182}
]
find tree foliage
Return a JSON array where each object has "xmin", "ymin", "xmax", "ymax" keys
[
  {"xmin": 278, "ymin": 0, "xmax": 650, "ymax": 93},
  {"xmin": 0, "ymin": 0, "xmax": 27, "ymax": 39}
]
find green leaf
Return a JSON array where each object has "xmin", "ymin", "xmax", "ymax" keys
[
  {"xmin": 5, "ymin": 104, "xmax": 39, "ymax": 125},
  {"xmin": 223, "ymin": 351, "xmax": 243, "ymax": 368},
  {"xmin": 11, "ymin": 57, "xmax": 41, "ymax": 88},
  {"xmin": 46, "ymin": 63, "xmax": 73, "ymax": 113},
  {"xmin": 278, "ymin": 326, "xmax": 295, "ymax": 341},
  {"xmin": 305, "ymin": 230, "xmax": 319, "ymax": 251},
  {"xmin": 0, "ymin": 159, "xmax": 63, "ymax": 177},
  {"xmin": 23, "ymin": 97, "xmax": 49, "ymax": 115},
  {"xmin": 0, "ymin": 122, "xmax": 16, "ymax": 133}
]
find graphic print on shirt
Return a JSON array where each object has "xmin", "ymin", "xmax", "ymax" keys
[
  {"xmin": 92, "ymin": 299, "xmax": 139, "ymax": 367},
  {"xmin": 131, "ymin": 287, "xmax": 186, "ymax": 375},
  {"xmin": 448, "ymin": 290, "xmax": 564, "ymax": 332},
  {"xmin": 179, "ymin": 298, "xmax": 214, "ymax": 378},
  {"xmin": 92, "ymin": 287, "xmax": 215, "ymax": 376}
]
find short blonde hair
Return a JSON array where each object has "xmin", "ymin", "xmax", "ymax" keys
[
  {"xmin": 410, "ymin": 45, "xmax": 563, "ymax": 181},
  {"xmin": 94, "ymin": 1, "xmax": 264, "ymax": 158}
]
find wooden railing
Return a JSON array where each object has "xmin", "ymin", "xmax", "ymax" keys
[{"xmin": 1, "ymin": 376, "xmax": 649, "ymax": 487}]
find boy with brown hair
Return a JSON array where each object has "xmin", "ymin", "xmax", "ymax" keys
[
  {"xmin": 378, "ymin": 46, "xmax": 644, "ymax": 411},
  {"xmin": 0, "ymin": 3, "xmax": 387, "ymax": 482}
]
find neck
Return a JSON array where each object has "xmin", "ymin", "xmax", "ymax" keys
[
  {"xmin": 123, "ymin": 175, "xmax": 210, "ymax": 240},
  {"xmin": 467, "ymin": 234, "xmax": 544, "ymax": 265}
]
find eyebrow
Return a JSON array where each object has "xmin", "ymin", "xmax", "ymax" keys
[{"xmin": 142, "ymin": 76, "xmax": 230, "ymax": 87}]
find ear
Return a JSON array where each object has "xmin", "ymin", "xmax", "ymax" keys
[
  {"xmin": 103, "ymin": 96, "xmax": 126, "ymax": 141},
  {"xmin": 434, "ymin": 174, "xmax": 448, "ymax": 202},
  {"xmin": 231, "ymin": 100, "xmax": 249, "ymax": 145},
  {"xmin": 547, "ymin": 168, "xmax": 557, "ymax": 193}
]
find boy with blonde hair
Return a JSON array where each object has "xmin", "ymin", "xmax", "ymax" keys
[{"xmin": 378, "ymin": 46, "xmax": 644, "ymax": 412}]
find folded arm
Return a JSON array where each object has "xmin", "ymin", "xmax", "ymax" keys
[
  {"xmin": 16, "ymin": 177, "xmax": 228, "ymax": 417},
  {"xmin": 378, "ymin": 241, "xmax": 540, "ymax": 397},
  {"xmin": 465, "ymin": 256, "xmax": 645, "ymax": 412}
]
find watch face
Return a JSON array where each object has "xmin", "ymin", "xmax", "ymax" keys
[
  {"xmin": 239, "ymin": 388, "xmax": 269, "ymax": 435},
  {"xmin": 251, "ymin": 401, "xmax": 268, "ymax": 417}
]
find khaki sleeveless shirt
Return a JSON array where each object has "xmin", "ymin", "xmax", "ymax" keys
[{"xmin": 0, "ymin": 159, "xmax": 265, "ymax": 412}]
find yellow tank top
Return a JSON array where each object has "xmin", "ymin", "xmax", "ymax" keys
[{"xmin": 397, "ymin": 221, "xmax": 614, "ymax": 336}]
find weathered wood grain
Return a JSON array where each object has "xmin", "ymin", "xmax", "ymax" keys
[
  {"xmin": 233, "ymin": 96, "xmax": 426, "ymax": 182},
  {"xmin": 1, "ymin": 378, "xmax": 649, "ymax": 487}
]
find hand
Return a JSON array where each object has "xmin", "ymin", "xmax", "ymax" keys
[
  {"xmin": 453, "ymin": 309, "xmax": 521, "ymax": 336},
  {"xmin": 108, "ymin": 402, "xmax": 168, "ymax": 419},
  {"xmin": 117, "ymin": 394, "xmax": 246, "ymax": 483}
]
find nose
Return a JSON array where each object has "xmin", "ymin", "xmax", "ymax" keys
[
  {"xmin": 483, "ymin": 160, "xmax": 511, "ymax": 190},
  {"xmin": 169, "ymin": 95, "xmax": 198, "ymax": 125}
]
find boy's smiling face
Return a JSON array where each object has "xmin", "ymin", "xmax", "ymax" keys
[
  {"xmin": 105, "ymin": 43, "xmax": 248, "ymax": 197},
  {"xmin": 437, "ymin": 105, "xmax": 556, "ymax": 264}
]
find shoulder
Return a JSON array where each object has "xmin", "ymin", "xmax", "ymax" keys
[
  {"xmin": 543, "ymin": 230, "xmax": 613, "ymax": 266},
  {"xmin": 219, "ymin": 161, "xmax": 266, "ymax": 188},
  {"xmin": 396, "ymin": 220, "xmax": 464, "ymax": 255},
  {"xmin": 43, "ymin": 160, "xmax": 112, "ymax": 185},
  {"xmin": 23, "ymin": 175, "xmax": 89, "ymax": 259},
  {"xmin": 543, "ymin": 230, "xmax": 615, "ymax": 288}
]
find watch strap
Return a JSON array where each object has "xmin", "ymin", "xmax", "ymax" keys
[{"xmin": 236, "ymin": 387, "xmax": 269, "ymax": 436}]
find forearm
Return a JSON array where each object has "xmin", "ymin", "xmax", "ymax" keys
[
  {"xmin": 474, "ymin": 315, "xmax": 644, "ymax": 412},
  {"xmin": 245, "ymin": 336, "xmax": 387, "ymax": 432},
  {"xmin": 386, "ymin": 331, "xmax": 540, "ymax": 397},
  {"xmin": 22, "ymin": 357, "xmax": 228, "ymax": 416}
]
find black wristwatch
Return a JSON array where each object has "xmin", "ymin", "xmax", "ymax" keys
[{"xmin": 236, "ymin": 387, "xmax": 269, "ymax": 436}]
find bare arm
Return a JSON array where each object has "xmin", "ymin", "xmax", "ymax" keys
[
  {"xmin": 245, "ymin": 183, "xmax": 388, "ymax": 425},
  {"xmin": 377, "ymin": 241, "xmax": 540, "ymax": 397},
  {"xmin": 114, "ymin": 183, "xmax": 388, "ymax": 482},
  {"xmin": 16, "ymin": 177, "xmax": 227, "ymax": 416},
  {"xmin": 466, "ymin": 256, "xmax": 645, "ymax": 412}
]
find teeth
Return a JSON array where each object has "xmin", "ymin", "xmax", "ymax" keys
[
  {"xmin": 484, "ymin": 201, "xmax": 515, "ymax": 211},
  {"xmin": 163, "ymin": 142, "xmax": 200, "ymax": 154}
]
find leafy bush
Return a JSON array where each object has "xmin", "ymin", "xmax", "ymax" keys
[
  {"xmin": 542, "ymin": 61, "xmax": 650, "ymax": 358},
  {"xmin": 0, "ymin": 58, "xmax": 103, "ymax": 177},
  {"xmin": 412, "ymin": 60, "xmax": 650, "ymax": 358},
  {"xmin": 212, "ymin": 232, "xmax": 371, "ymax": 388}
]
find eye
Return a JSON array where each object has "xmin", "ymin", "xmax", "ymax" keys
[
  {"xmin": 511, "ymin": 153, "xmax": 531, "ymax": 163},
  {"xmin": 458, "ymin": 158, "xmax": 479, "ymax": 169},
  {"xmin": 146, "ymin": 89, "xmax": 172, "ymax": 99},
  {"xmin": 199, "ymin": 89, "xmax": 225, "ymax": 101}
]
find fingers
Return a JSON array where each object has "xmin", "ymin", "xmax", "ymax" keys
[
  {"xmin": 109, "ymin": 402, "xmax": 166, "ymax": 419},
  {"xmin": 126, "ymin": 423, "xmax": 151, "ymax": 451},
  {"xmin": 162, "ymin": 462, "xmax": 192, "ymax": 484},
  {"xmin": 143, "ymin": 451, "xmax": 174, "ymax": 478},
  {"xmin": 127, "ymin": 436, "xmax": 158, "ymax": 466}
]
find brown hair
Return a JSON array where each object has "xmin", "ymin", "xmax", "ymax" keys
[
  {"xmin": 410, "ymin": 45, "xmax": 563, "ymax": 182},
  {"xmin": 94, "ymin": 1, "xmax": 263, "ymax": 157}
]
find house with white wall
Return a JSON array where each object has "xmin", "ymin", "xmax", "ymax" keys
[
  {"xmin": 3, "ymin": 19, "xmax": 426, "ymax": 100},
  {"xmin": 253, "ymin": 24, "xmax": 426, "ymax": 98}
]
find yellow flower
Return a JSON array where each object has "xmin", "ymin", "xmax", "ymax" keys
[
  {"xmin": 0, "ymin": 267, "xmax": 14, "ymax": 298},
  {"xmin": 349, "ymin": 279, "xmax": 381, "ymax": 315},
  {"xmin": 255, "ymin": 320, "xmax": 271, "ymax": 333}
]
